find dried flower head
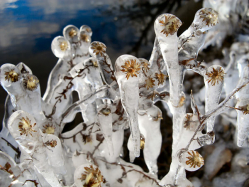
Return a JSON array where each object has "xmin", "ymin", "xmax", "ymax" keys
[
  {"xmin": 152, "ymin": 111, "xmax": 163, "ymax": 121},
  {"xmin": 206, "ymin": 67, "xmax": 225, "ymax": 86},
  {"xmin": 155, "ymin": 72, "xmax": 167, "ymax": 85},
  {"xmin": 69, "ymin": 28, "xmax": 77, "ymax": 38},
  {"xmin": 159, "ymin": 15, "xmax": 182, "ymax": 36},
  {"xmin": 86, "ymin": 27, "xmax": 92, "ymax": 33},
  {"xmin": 5, "ymin": 69, "xmax": 19, "ymax": 82},
  {"xmin": 183, "ymin": 114, "xmax": 192, "ymax": 130},
  {"xmin": 18, "ymin": 117, "xmax": 36, "ymax": 136},
  {"xmin": 81, "ymin": 34, "xmax": 90, "ymax": 42},
  {"xmin": 141, "ymin": 61, "xmax": 149, "ymax": 72},
  {"xmin": 100, "ymin": 108, "xmax": 111, "ymax": 116},
  {"xmin": 0, "ymin": 162, "xmax": 13, "ymax": 175},
  {"xmin": 199, "ymin": 8, "xmax": 218, "ymax": 27},
  {"xmin": 79, "ymin": 165, "xmax": 103, "ymax": 187},
  {"xmin": 233, "ymin": 104, "xmax": 249, "ymax": 115},
  {"xmin": 23, "ymin": 75, "xmax": 39, "ymax": 91},
  {"xmin": 59, "ymin": 41, "xmax": 68, "ymax": 51},
  {"xmin": 45, "ymin": 140, "xmax": 57, "ymax": 147},
  {"xmin": 121, "ymin": 59, "xmax": 141, "ymax": 80},
  {"xmin": 145, "ymin": 77, "xmax": 155, "ymax": 90},
  {"xmin": 186, "ymin": 150, "xmax": 204, "ymax": 168},
  {"xmin": 42, "ymin": 124, "xmax": 55, "ymax": 134},
  {"xmin": 178, "ymin": 95, "xmax": 186, "ymax": 107},
  {"xmin": 91, "ymin": 42, "xmax": 106, "ymax": 56}
]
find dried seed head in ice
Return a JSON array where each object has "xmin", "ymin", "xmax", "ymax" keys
[
  {"xmin": 100, "ymin": 108, "xmax": 111, "ymax": 116},
  {"xmin": 199, "ymin": 8, "xmax": 218, "ymax": 27},
  {"xmin": 141, "ymin": 61, "xmax": 149, "ymax": 72},
  {"xmin": 183, "ymin": 113, "xmax": 199, "ymax": 131},
  {"xmin": 45, "ymin": 140, "xmax": 57, "ymax": 147},
  {"xmin": 206, "ymin": 67, "xmax": 225, "ymax": 86},
  {"xmin": 145, "ymin": 76, "xmax": 155, "ymax": 90},
  {"xmin": 79, "ymin": 165, "xmax": 103, "ymax": 187},
  {"xmin": 0, "ymin": 162, "xmax": 13, "ymax": 175},
  {"xmin": 155, "ymin": 72, "xmax": 167, "ymax": 85},
  {"xmin": 69, "ymin": 28, "xmax": 77, "ymax": 38},
  {"xmin": 152, "ymin": 111, "xmax": 163, "ymax": 121},
  {"xmin": 234, "ymin": 104, "xmax": 249, "ymax": 115},
  {"xmin": 18, "ymin": 117, "xmax": 36, "ymax": 136},
  {"xmin": 23, "ymin": 75, "xmax": 39, "ymax": 91},
  {"xmin": 42, "ymin": 124, "xmax": 55, "ymax": 134},
  {"xmin": 185, "ymin": 150, "xmax": 204, "ymax": 169},
  {"xmin": 121, "ymin": 59, "xmax": 141, "ymax": 80},
  {"xmin": 5, "ymin": 69, "xmax": 19, "ymax": 82},
  {"xmin": 159, "ymin": 14, "xmax": 182, "ymax": 36},
  {"xmin": 91, "ymin": 42, "xmax": 106, "ymax": 56},
  {"xmin": 59, "ymin": 41, "xmax": 68, "ymax": 51},
  {"xmin": 81, "ymin": 34, "xmax": 90, "ymax": 42},
  {"xmin": 63, "ymin": 25, "xmax": 79, "ymax": 43}
]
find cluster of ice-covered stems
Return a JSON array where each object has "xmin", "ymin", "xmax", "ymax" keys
[
  {"xmin": 202, "ymin": 0, "xmax": 249, "ymax": 48},
  {"xmin": 0, "ymin": 7, "xmax": 249, "ymax": 187}
]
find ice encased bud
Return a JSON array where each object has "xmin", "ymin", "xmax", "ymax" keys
[
  {"xmin": 51, "ymin": 36, "xmax": 71, "ymax": 59},
  {"xmin": 179, "ymin": 150, "xmax": 204, "ymax": 171},
  {"xmin": 63, "ymin": 25, "xmax": 80, "ymax": 43},
  {"xmin": 42, "ymin": 133, "xmax": 64, "ymax": 167},
  {"xmin": 193, "ymin": 8, "xmax": 218, "ymax": 31},
  {"xmin": 154, "ymin": 14, "xmax": 182, "ymax": 38},
  {"xmin": 8, "ymin": 110, "xmax": 38, "ymax": 154},
  {"xmin": 74, "ymin": 164, "xmax": 103, "ymax": 187},
  {"xmin": 80, "ymin": 25, "xmax": 92, "ymax": 43},
  {"xmin": 115, "ymin": 55, "xmax": 141, "ymax": 158}
]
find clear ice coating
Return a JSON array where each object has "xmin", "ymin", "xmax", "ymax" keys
[{"xmin": 0, "ymin": 2, "xmax": 249, "ymax": 187}]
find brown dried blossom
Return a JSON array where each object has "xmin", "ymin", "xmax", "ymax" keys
[
  {"xmin": 81, "ymin": 34, "xmax": 90, "ymax": 42},
  {"xmin": 232, "ymin": 104, "xmax": 249, "ymax": 115},
  {"xmin": 5, "ymin": 69, "xmax": 19, "ymax": 82},
  {"xmin": 121, "ymin": 59, "xmax": 141, "ymax": 80},
  {"xmin": 199, "ymin": 8, "xmax": 218, "ymax": 27},
  {"xmin": 45, "ymin": 140, "xmax": 57, "ymax": 147},
  {"xmin": 79, "ymin": 165, "xmax": 104, "ymax": 187},
  {"xmin": 145, "ymin": 77, "xmax": 155, "ymax": 90},
  {"xmin": 100, "ymin": 108, "xmax": 111, "ymax": 116},
  {"xmin": 152, "ymin": 111, "xmax": 163, "ymax": 121},
  {"xmin": 91, "ymin": 42, "xmax": 106, "ymax": 56},
  {"xmin": 18, "ymin": 117, "xmax": 36, "ymax": 136},
  {"xmin": 155, "ymin": 72, "xmax": 167, "ymax": 85},
  {"xmin": 206, "ymin": 67, "xmax": 224, "ymax": 86},
  {"xmin": 183, "ymin": 114, "xmax": 192, "ymax": 129},
  {"xmin": 69, "ymin": 28, "xmax": 77, "ymax": 38},
  {"xmin": 0, "ymin": 162, "xmax": 13, "ymax": 175},
  {"xmin": 186, "ymin": 150, "xmax": 204, "ymax": 168},
  {"xmin": 42, "ymin": 124, "xmax": 55, "ymax": 134},
  {"xmin": 59, "ymin": 41, "xmax": 68, "ymax": 51},
  {"xmin": 141, "ymin": 61, "xmax": 149, "ymax": 72},
  {"xmin": 159, "ymin": 15, "xmax": 182, "ymax": 36},
  {"xmin": 23, "ymin": 75, "xmax": 39, "ymax": 91}
]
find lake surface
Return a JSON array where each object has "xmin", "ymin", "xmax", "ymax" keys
[{"xmin": 0, "ymin": 0, "xmax": 202, "ymax": 122}]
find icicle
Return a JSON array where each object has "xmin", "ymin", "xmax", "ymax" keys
[
  {"xmin": 204, "ymin": 65, "xmax": 224, "ymax": 132},
  {"xmin": 42, "ymin": 132, "xmax": 64, "ymax": 167},
  {"xmin": 69, "ymin": 57, "xmax": 103, "ymax": 125},
  {"xmin": 115, "ymin": 55, "xmax": 141, "ymax": 158},
  {"xmin": 89, "ymin": 41, "xmax": 115, "ymax": 85},
  {"xmin": 178, "ymin": 8, "xmax": 218, "ymax": 66},
  {"xmin": 235, "ymin": 66, "xmax": 249, "ymax": 147},
  {"xmin": 96, "ymin": 99, "xmax": 114, "ymax": 161},
  {"xmin": 138, "ymin": 105, "xmax": 162, "ymax": 175}
]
